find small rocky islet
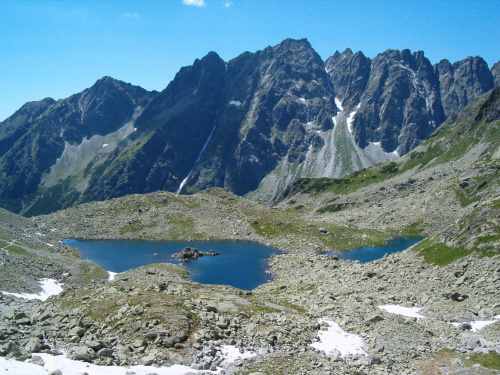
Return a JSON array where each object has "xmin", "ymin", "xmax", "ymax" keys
[{"xmin": 172, "ymin": 247, "xmax": 220, "ymax": 261}]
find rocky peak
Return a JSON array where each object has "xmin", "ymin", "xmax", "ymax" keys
[
  {"xmin": 492, "ymin": 61, "xmax": 500, "ymax": 87},
  {"xmin": 174, "ymin": 38, "xmax": 337, "ymax": 196},
  {"xmin": 351, "ymin": 48, "xmax": 443, "ymax": 154},
  {"xmin": 325, "ymin": 49, "xmax": 371, "ymax": 112},
  {"xmin": 437, "ymin": 56, "xmax": 494, "ymax": 117},
  {"xmin": 51, "ymin": 77, "xmax": 153, "ymax": 144},
  {"xmin": 83, "ymin": 51, "xmax": 227, "ymax": 200},
  {"xmin": 0, "ymin": 97, "xmax": 56, "ymax": 158},
  {"xmin": 0, "ymin": 39, "xmax": 497, "ymax": 214}
]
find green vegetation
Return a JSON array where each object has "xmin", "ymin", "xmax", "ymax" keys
[
  {"xmin": 82, "ymin": 265, "xmax": 109, "ymax": 284},
  {"xmin": 316, "ymin": 202, "xmax": 353, "ymax": 214},
  {"xmin": 468, "ymin": 351, "xmax": 500, "ymax": 370},
  {"xmin": 247, "ymin": 207, "xmax": 388, "ymax": 251},
  {"xmin": 292, "ymin": 161, "xmax": 400, "ymax": 198},
  {"xmin": 430, "ymin": 349, "xmax": 500, "ymax": 371},
  {"xmin": 415, "ymin": 240, "xmax": 474, "ymax": 266},
  {"xmin": 0, "ymin": 239, "xmax": 40, "ymax": 258}
]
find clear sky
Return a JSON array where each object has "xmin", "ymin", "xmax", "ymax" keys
[{"xmin": 1, "ymin": 0, "xmax": 499, "ymax": 121}]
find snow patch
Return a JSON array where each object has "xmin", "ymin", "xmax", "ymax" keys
[
  {"xmin": 378, "ymin": 305, "xmax": 425, "ymax": 320},
  {"xmin": 219, "ymin": 345, "xmax": 256, "ymax": 363},
  {"xmin": 311, "ymin": 319, "xmax": 367, "ymax": 357},
  {"xmin": 102, "ymin": 144, "xmax": 108, "ymax": 148},
  {"xmin": 229, "ymin": 100, "xmax": 241, "ymax": 106},
  {"xmin": 346, "ymin": 104, "xmax": 360, "ymax": 134},
  {"xmin": 35, "ymin": 232, "xmax": 45, "ymax": 237},
  {"xmin": 108, "ymin": 271, "xmax": 118, "ymax": 281},
  {"xmin": 334, "ymin": 97, "xmax": 343, "ymax": 112},
  {"xmin": 451, "ymin": 315, "xmax": 500, "ymax": 332},
  {"xmin": 0, "ymin": 353, "xmax": 204, "ymax": 375},
  {"xmin": 46, "ymin": 243, "xmax": 54, "ymax": 247},
  {"xmin": 299, "ymin": 97, "xmax": 306, "ymax": 103},
  {"xmin": 1, "ymin": 278, "xmax": 64, "ymax": 301}
]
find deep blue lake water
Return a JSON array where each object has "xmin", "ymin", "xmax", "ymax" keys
[
  {"xmin": 326, "ymin": 237, "xmax": 424, "ymax": 263},
  {"xmin": 62, "ymin": 239, "xmax": 281, "ymax": 290}
]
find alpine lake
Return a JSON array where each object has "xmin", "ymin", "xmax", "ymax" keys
[{"xmin": 64, "ymin": 237, "xmax": 423, "ymax": 290}]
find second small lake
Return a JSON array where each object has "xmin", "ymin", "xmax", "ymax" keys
[
  {"xmin": 326, "ymin": 237, "xmax": 423, "ymax": 263},
  {"xmin": 63, "ymin": 239, "xmax": 281, "ymax": 290}
]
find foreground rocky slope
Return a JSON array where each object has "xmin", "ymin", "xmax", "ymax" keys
[
  {"xmin": 0, "ymin": 88, "xmax": 499, "ymax": 374},
  {"xmin": 1, "ymin": 39, "xmax": 498, "ymax": 215}
]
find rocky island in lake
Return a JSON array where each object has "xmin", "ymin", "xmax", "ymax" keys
[{"xmin": 172, "ymin": 247, "xmax": 220, "ymax": 261}]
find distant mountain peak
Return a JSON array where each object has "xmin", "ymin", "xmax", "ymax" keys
[{"xmin": 0, "ymin": 38, "xmax": 497, "ymax": 214}]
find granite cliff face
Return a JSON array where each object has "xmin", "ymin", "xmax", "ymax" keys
[
  {"xmin": 325, "ymin": 49, "xmax": 497, "ymax": 157},
  {"xmin": 491, "ymin": 61, "xmax": 500, "ymax": 87},
  {"xmin": 436, "ymin": 56, "xmax": 494, "ymax": 117},
  {"xmin": 0, "ymin": 39, "xmax": 497, "ymax": 214},
  {"xmin": 0, "ymin": 77, "xmax": 153, "ymax": 214},
  {"xmin": 183, "ymin": 39, "xmax": 339, "ymax": 197}
]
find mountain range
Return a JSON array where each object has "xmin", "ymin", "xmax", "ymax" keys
[{"xmin": 0, "ymin": 38, "xmax": 498, "ymax": 216}]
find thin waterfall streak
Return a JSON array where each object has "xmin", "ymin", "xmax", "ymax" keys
[{"xmin": 176, "ymin": 110, "xmax": 219, "ymax": 193}]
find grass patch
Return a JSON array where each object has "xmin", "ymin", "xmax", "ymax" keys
[
  {"xmin": 290, "ymin": 162, "xmax": 400, "ymax": 198},
  {"xmin": 248, "ymin": 211, "xmax": 387, "ymax": 251},
  {"xmin": 82, "ymin": 265, "xmax": 109, "ymax": 284},
  {"xmin": 468, "ymin": 351, "xmax": 500, "ymax": 370},
  {"xmin": 316, "ymin": 202, "xmax": 353, "ymax": 214},
  {"xmin": 398, "ymin": 220, "xmax": 425, "ymax": 237},
  {"xmin": 415, "ymin": 239, "xmax": 474, "ymax": 266}
]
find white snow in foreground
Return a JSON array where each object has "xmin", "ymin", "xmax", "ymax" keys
[
  {"xmin": 311, "ymin": 319, "xmax": 367, "ymax": 357},
  {"xmin": 108, "ymin": 271, "xmax": 118, "ymax": 281},
  {"xmin": 219, "ymin": 345, "xmax": 256, "ymax": 363},
  {"xmin": 392, "ymin": 149, "xmax": 400, "ymax": 157},
  {"xmin": 0, "ymin": 346, "xmax": 257, "ymax": 375},
  {"xmin": 0, "ymin": 354, "xmax": 203, "ymax": 375},
  {"xmin": 334, "ymin": 97, "xmax": 343, "ymax": 111},
  {"xmin": 0, "ymin": 278, "xmax": 64, "ymax": 301},
  {"xmin": 102, "ymin": 144, "xmax": 109, "ymax": 148},
  {"xmin": 229, "ymin": 100, "xmax": 241, "ymax": 106},
  {"xmin": 378, "ymin": 305, "xmax": 425, "ymax": 320},
  {"xmin": 451, "ymin": 315, "xmax": 500, "ymax": 332}
]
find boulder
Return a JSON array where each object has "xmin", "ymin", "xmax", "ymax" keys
[
  {"xmin": 97, "ymin": 348, "xmax": 114, "ymax": 358},
  {"xmin": 68, "ymin": 326, "xmax": 85, "ymax": 337},
  {"xmin": 25, "ymin": 337, "xmax": 43, "ymax": 353},
  {"xmin": 71, "ymin": 346, "xmax": 93, "ymax": 362},
  {"xmin": 31, "ymin": 355, "xmax": 45, "ymax": 366}
]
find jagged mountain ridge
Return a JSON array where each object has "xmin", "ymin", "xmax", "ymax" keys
[{"xmin": 0, "ymin": 38, "xmax": 498, "ymax": 215}]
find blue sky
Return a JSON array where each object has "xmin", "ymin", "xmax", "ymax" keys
[{"xmin": 0, "ymin": 0, "xmax": 499, "ymax": 121}]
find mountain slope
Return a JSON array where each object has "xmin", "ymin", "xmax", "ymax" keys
[
  {"xmin": 0, "ymin": 39, "xmax": 497, "ymax": 215},
  {"xmin": 0, "ymin": 78, "xmax": 154, "ymax": 215},
  {"xmin": 277, "ymin": 86, "xmax": 500, "ymax": 258}
]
